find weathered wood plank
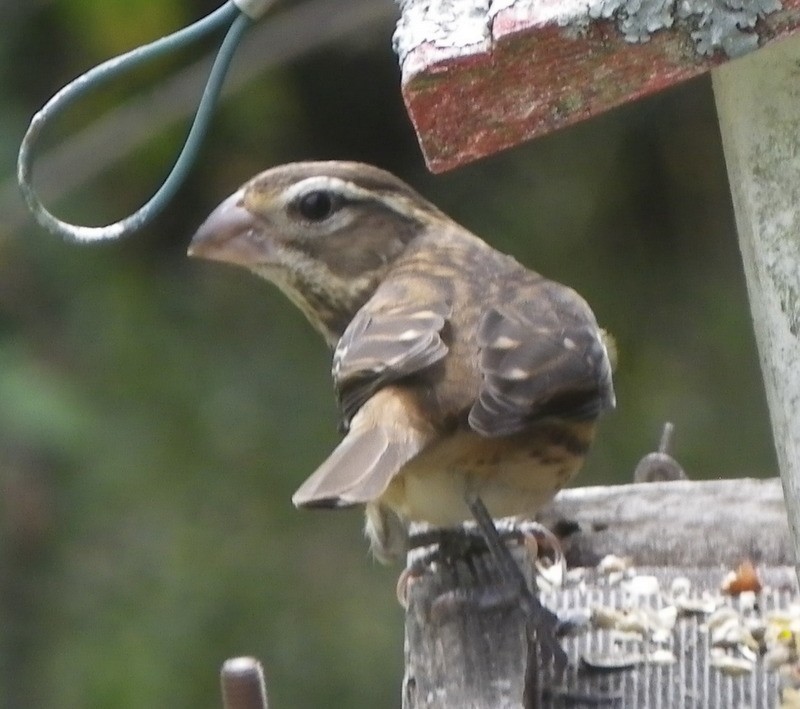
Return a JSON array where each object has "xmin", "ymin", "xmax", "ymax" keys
[
  {"xmin": 712, "ymin": 38, "xmax": 800, "ymax": 585},
  {"xmin": 393, "ymin": 0, "xmax": 800, "ymax": 171},
  {"xmin": 539, "ymin": 477, "xmax": 792, "ymax": 567}
]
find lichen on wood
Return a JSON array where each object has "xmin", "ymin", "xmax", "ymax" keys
[{"xmin": 394, "ymin": 0, "xmax": 800, "ymax": 170}]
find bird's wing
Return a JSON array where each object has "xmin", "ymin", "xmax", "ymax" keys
[
  {"xmin": 332, "ymin": 282, "xmax": 451, "ymax": 428},
  {"xmin": 295, "ymin": 283, "xmax": 449, "ymax": 511},
  {"xmin": 469, "ymin": 282, "xmax": 615, "ymax": 438}
]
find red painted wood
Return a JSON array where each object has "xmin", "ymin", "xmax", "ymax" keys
[{"xmin": 399, "ymin": 1, "xmax": 800, "ymax": 172}]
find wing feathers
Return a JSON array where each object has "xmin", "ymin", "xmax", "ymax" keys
[
  {"xmin": 333, "ymin": 292, "xmax": 450, "ymax": 427},
  {"xmin": 470, "ymin": 299, "xmax": 615, "ymax": 437},
  {"xmin": 292, "ymin": 389, "xmax": 432, "ymax": 508}
]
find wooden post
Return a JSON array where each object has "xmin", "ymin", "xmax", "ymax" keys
[
  {"xmin": 402, "ymin": 529, "xmax": 535, "ymax": 708},
  {"xmin": 712, "ymin": 39, "xmax": 800, "ymax": 582}
]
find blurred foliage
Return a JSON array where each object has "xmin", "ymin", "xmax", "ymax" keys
[{"xmin": 0, "ymin": 0, "xmax": 777, "ymax": 707}]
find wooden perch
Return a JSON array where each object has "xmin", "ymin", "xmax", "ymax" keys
[
  {"xmin": 538, "ymin": 477, "xmax": 792, "ymax": 567},
  {"xmin": 403, "ymin": 478, "xmax": 799, "ymax": 708},
  {"xmin": 394, "ymin": 0, "xmax": 800, "ymax": 172}
]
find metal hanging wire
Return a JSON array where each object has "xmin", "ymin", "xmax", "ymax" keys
[{"xmin": 17, "ymin": 0, "xmax": 277, "ymax": 242}]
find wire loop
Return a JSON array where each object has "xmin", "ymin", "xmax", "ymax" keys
[
  {"xmin": 233, "ymin": 0, "xmax": 277, "ymax": 20},
  {"xmin": 17, "ymin": 1, "xmax": 266, "ymax": 242}
]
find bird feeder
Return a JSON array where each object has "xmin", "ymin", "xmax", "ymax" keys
[{"xmin": 394, "ymin": 1, "xmax": 800, "ymax": 706}]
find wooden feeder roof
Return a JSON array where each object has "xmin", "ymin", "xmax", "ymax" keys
[{"xmin": 394, "ymin": 0, "xmax": 800, "ymax": 171}]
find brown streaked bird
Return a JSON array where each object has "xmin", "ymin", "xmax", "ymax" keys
[{"xmin": 188, "ymin": 161, "xmax": 616, "ymax": 563}]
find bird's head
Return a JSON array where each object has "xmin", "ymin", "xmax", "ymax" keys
[{"xmin": 188, "ymin": 161, "xmax": 439, "ymax": 345}]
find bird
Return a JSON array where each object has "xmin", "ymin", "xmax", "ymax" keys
[{"xmin": 188, "ymin": 161, "xmax": 616, "ymax": 564}]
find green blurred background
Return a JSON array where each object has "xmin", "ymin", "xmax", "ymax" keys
[{"xmin": 0, "ymin": 0, "xmax": 777, "ymax": 706}]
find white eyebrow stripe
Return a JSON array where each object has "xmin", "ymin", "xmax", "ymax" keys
[
  {"xmin": 278, "ymin": 175, "xmax": 430, "ymax": 223},
  {"xmin": 280, "ymin": 176, "xmax": 373, "ymax": 205}
]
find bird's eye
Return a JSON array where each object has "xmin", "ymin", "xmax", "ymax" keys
[{"xmin": 296, "ymin": 190, "xmax": 337, "ymax": 221}]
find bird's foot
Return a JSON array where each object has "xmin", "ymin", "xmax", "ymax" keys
[
  {"xmin": 464, "ymin": 492, "xmax": 568, "ymax": 690},
  {"xmin": 397, "ymin": 526, "xmax": 498, "ymax": 607},
  {"xmin": 399, "ymin": 523, "xmax": 540, "ymax": 606}
]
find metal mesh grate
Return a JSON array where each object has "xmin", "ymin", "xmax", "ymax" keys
[{"xmin": 541, "ymin": 567, "xmax": 798, "ymax": 707}]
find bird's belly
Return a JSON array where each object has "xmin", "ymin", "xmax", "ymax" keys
[{"xmin": 379, "ymin": 425, "xmax": 588, "ymax": 527}]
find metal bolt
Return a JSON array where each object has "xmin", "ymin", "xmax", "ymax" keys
[
  {"xmin": 221, "ymin": 656, "xmax": 268, "ymax": 709},
  {"xmin": 633, "ymin": 422, "xmax": 687, "ymax": 483}
]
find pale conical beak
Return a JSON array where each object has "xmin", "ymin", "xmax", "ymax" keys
[{"xmin": 188, "ymin": 190, "xmax": 265, "ymax": 268}]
